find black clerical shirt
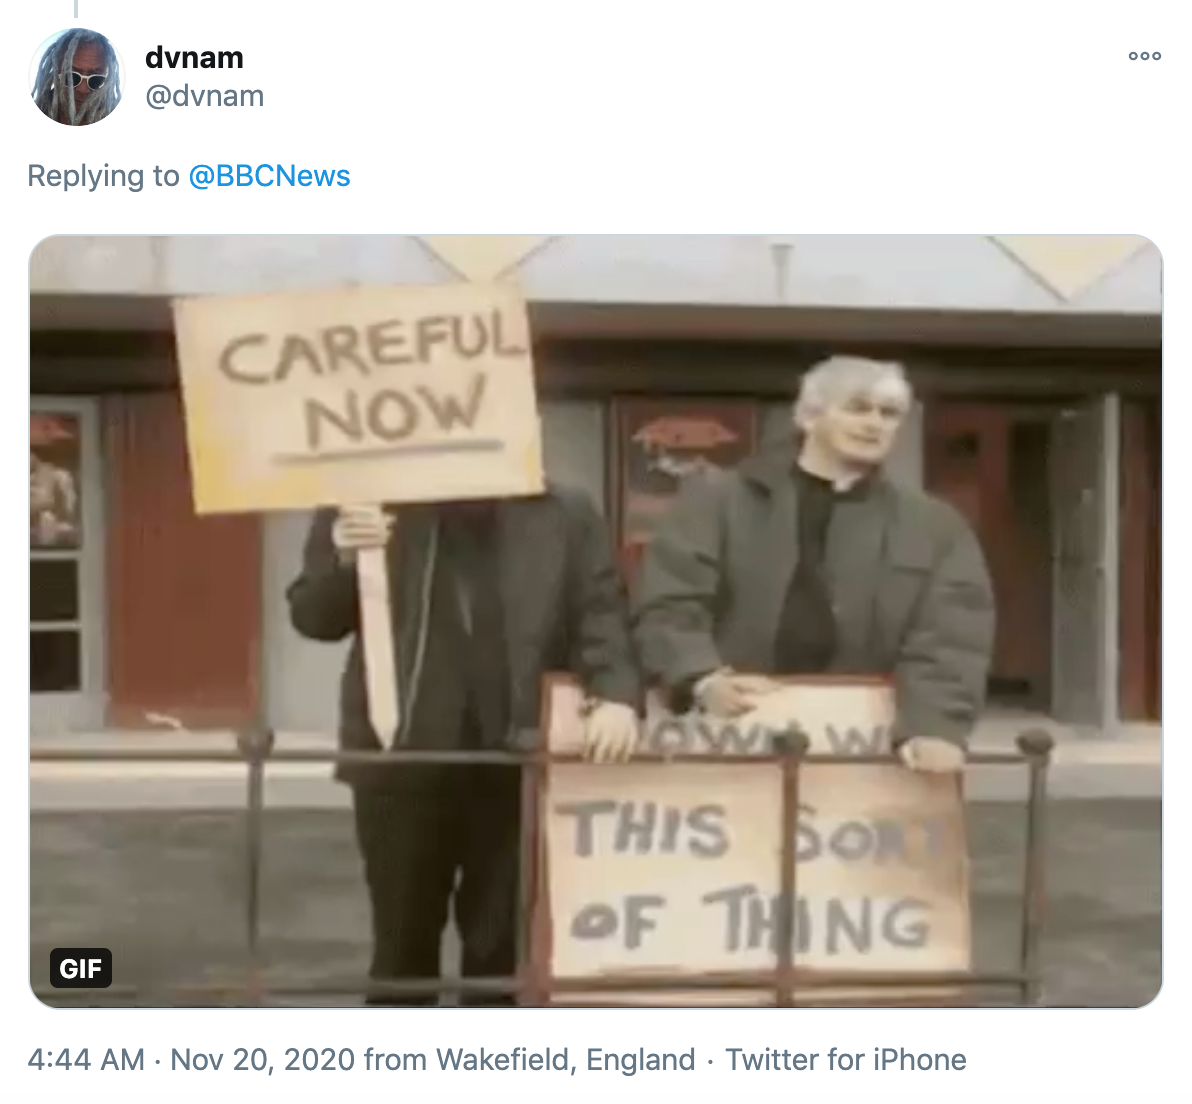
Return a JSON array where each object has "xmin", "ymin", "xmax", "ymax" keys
[{"xmin": 772, "ymin": 466, "xmax": 860, "ymax": 674}]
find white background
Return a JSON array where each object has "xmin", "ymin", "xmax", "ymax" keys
[{"xmin": 7, "ymin": 1, "xmax": 1180, "ymax": 1101}]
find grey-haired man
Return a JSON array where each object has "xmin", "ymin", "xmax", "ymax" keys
[{"xmin": 632, "ymin": 357, "xmax": 996, "ymax": 772}]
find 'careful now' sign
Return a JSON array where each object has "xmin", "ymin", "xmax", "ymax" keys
[{"xmin": 172, "ymin": 281, "xmax": 544, "ymax": 514}]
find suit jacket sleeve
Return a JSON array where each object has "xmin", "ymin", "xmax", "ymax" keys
[
  {"xmin": 631, "ymin": 472, "xmax": 728, "ymax": 708},
  {"xmin": 286, "ymin": 507, "xmax": 360, "ymax": 643},
  {"xmin": 565, "ymin": 492, "xmax": 645, "ymax": 713},
  {"xmin": 892, "ymin": 510, "xmax": 996, "ymax": 748}
]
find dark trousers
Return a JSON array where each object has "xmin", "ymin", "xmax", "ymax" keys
[{"xmin": 351, "ymin": 766, "xmax": 522, "ymax": 1006}]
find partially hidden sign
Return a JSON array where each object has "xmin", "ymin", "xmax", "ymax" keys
[
  {"xmin": 539, "ymin": 679, "xmax": 971, "ymax": 1004},
  {"xmin": 172, "ymin": 282, "xmax": 544, "ymax": 514}
]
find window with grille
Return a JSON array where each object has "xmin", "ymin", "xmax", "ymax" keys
[{"xmin": 30, "ymin": 411, "xmax": 86, "ymax": 695}]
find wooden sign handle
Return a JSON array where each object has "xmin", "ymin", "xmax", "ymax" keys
[{"xmin": 357, "ymin": 524, "xmax": 400, "ymax": 745}]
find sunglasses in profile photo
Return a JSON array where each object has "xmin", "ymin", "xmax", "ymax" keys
[{"xmin": 70, "ymin": 70, "xmax": 109, "ymax": 91}]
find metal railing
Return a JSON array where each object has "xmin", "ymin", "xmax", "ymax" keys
[{"xmin": 31, "ymin": 729, "xmax": 1055, "ymax": 1007}]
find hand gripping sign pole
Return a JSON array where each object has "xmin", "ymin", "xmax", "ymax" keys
[{"xmin": 171, "ymin": 245, "xmax": 547, "ymax": 749}]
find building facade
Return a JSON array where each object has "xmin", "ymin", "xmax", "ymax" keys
[{"xmin": 29, "ymin": 235, "xmax": 1162, "ymax": 745}]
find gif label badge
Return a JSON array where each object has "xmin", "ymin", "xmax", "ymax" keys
[{"xmin": 50, "ymin": 948, "xmax": 113, "ymax": 988}]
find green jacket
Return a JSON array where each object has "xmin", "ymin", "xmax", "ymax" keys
[{"xmin": 631, "ymin": 445, "xmax": 996, "ymax": 747}]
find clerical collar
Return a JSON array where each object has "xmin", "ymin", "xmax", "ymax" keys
[{"xmin": 793, "ymin": 462, "xmax": 875, "ymax": 499}]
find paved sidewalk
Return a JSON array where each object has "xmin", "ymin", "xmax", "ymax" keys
[{"xmin": 30, "ymin": 801, "xmax": 1161, "ymax": 1008}]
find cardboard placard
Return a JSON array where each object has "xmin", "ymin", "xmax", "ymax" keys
[
  {"xmin": 539, "ymin": 679, "xmax": 971, "ymax": 1005},
  {"xmin": 172, "ymin": 281, "xmax": 544, "ymax": 515}
]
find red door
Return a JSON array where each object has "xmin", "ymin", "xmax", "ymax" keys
[
  {"xmin": 104, "ymin": 392, "xmax": 263, "ymax": 729},
  {"xmin": 924, "ymin": 402, "xmax": 1053, "ymax": 707}
]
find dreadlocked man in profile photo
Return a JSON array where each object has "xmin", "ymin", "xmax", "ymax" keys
[{"xmin": 32, "ymin": 29, "xmax": 121, "ymax": 126}]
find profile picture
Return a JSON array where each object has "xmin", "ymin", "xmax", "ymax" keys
[{"xmin": 31, "ymin": 28, "xmax": 122, "ymax": 126}]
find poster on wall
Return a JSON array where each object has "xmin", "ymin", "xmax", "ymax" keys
[
  {"xmin": 30, "ymin": 413, "xmax": 82, "ymax": 550},
  {"xmin": 536, "ymin": 676, "xmax": 971, "ymax": 1005},
  {"xmin": 612, "ymin": 399, "xmax": 758, "ymax": 562}
]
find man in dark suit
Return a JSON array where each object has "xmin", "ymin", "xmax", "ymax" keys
[{"xmin": 288, "ymin": 487, "xmax": 642, "ymax": 1005}]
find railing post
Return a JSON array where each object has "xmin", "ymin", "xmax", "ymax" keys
[
  {"xmin": 1016, "ymin": 728, "xmax": 1054, "ymax": 1007},
  {"xmin": 774, "ymin": 727, "xmax": 810, "ymax": 1007},
  {"xmin": 236, "ymin": 725, "xmax": 275, "ymax": 1007},
  {"xmin": 515, "ymin": 731, "xmax": 547, "ymax": 1007}
]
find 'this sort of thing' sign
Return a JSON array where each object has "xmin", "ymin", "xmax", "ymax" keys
[
  {"xmin": 539, "ymin": 678, "xmax": 971, "ymax": 1005},
  {"xmin": 172, "ymin": 281, "xmax": 544, "ymax": 514}
]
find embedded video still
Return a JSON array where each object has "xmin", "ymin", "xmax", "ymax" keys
[{"xmin": 29, "ymin": 234, "xmax": 1161, "ymax": 1008}]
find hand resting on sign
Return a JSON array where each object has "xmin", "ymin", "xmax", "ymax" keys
[
  {"xmin": 332, "ymin": 504, "xmax": 394, "ymax": 564},
  {"xmin": 897, "ymin": 736, "xmax": 965, "ymax": 774},
  {"xmin": 701, "ymin": 679, "xmax": 965, "ymax": 774},
  {"xmin": 693, "ymin": 668, "xmax": 784, "ymax": 718},
  {"xmin": 580, "ymin": 699, "xmax": 640, "ymax": 764}
]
